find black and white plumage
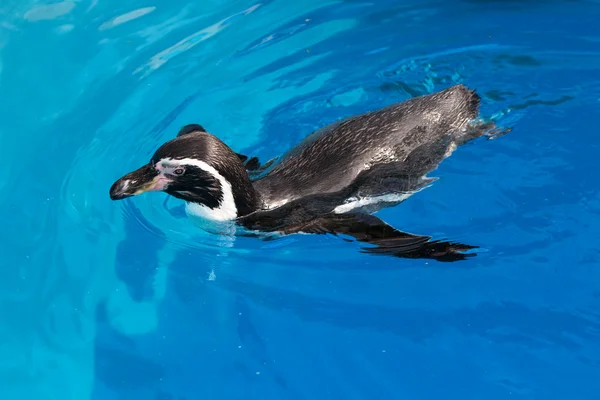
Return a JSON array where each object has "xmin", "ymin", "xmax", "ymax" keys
[{"xmin": 110, "ymin": 84, "xmax": 506, "ymax": 262}]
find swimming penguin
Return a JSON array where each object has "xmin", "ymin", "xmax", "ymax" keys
[{"xmin": 110, "ymin": 84, "xmax": 505, "ymax": 262}]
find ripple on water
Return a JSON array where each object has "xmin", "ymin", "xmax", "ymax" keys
[
  {"xmin": 98, "ymin": 7, "xmax": 156, "ymax": 31},
  {"xmin": 23, "ymin": 1, "xmax": 76, "ymax": 22},
  {"xmin": 133, "ymin": 4, "xmax": 263, "ymax": 79}
]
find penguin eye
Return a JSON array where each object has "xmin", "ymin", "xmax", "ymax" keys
[{"xmin": 173, "ymin": 168, "xmax": 185, "ymax": 176}]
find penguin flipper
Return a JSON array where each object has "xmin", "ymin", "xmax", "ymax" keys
[
  {"xmin": 239, "ymin": 208, "xmax": 477, "ymax": 262},
  {"xmin": 237, "ymin": 154, "xmax": 278, "ymax": 176},
  {"xmin": 293, "ymin": 212, "xmax": 477, "ymax": 262},
  {"xmin": 234, "ymin": 153, "xmax": 262, "ymax": 171}
]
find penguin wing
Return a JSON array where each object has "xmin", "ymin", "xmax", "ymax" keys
[
  {"xmin": 234, "ymin": 153, "xmax": 262, "ymax": 170},
  {"xmin": 236, "ymin": 154, "xmax": 279, "ymax": 176},
  {"xmin": 237, "ymin": 204, "xmax": 477, "ymax": 262}
]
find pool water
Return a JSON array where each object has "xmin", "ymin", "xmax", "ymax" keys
[{"xmin": 2, "ymin": 0, "xmax": 600, "ymax": 398}]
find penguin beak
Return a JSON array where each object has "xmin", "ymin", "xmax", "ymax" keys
[{"xmin": 109, "ymin": 164, "xmax": 171, "ymax": 200}]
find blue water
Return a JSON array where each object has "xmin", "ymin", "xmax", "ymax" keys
[{"xmin": 2, "ymin": 0, "xmax": 600, "ymax": 398}]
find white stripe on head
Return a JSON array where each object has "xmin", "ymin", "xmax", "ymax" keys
[{"xmin": 161, "ymin": 157, "xmax": 238, "ymax": 221}]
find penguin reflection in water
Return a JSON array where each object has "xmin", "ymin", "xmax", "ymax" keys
[{"xmin": 110, "ymin": 84, "xmax": 507, "ymax": 262}]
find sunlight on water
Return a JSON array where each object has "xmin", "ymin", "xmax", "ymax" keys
[{"xmin": 1, "ymin": 0, "xmax": 600, "ymax": 399}]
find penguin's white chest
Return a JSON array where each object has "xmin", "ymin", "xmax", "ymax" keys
[{"xmin": 185, "ymin": 201, "xmax": 237, "ymax": 221}]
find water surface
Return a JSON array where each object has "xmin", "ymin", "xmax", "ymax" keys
[{"xmin": 1, "ymin": 0, "xmax": 600, "ymax": 398}]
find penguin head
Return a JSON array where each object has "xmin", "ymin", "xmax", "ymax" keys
[{"xmin": 109, "ymin": 125, "xmax": 259, "ymax": 220}]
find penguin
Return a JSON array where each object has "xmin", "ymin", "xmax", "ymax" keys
[{"xmin": 109, "ymin": 84, "xmax": 507, "ymax": 262}]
